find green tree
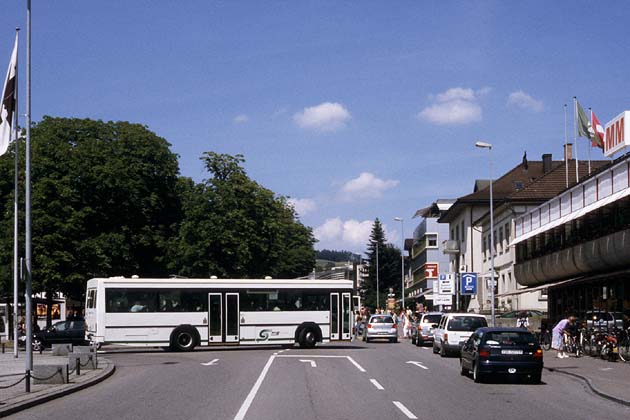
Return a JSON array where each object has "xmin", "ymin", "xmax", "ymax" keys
[
  {"xmin": 0, "ymin": 117, "xmax": 182, "ymax": 302},
  {"xmin": 170, "ymin": 152, "xmax": 315, "ymax": 278},
  {"xmin": 361, "ymin": 218, "xmax": 401, "ymax": 310}
]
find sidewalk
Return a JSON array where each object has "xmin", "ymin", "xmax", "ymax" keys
[
  {"xmin": 544, "ymin": 353, "xmax": 630, "ymax": 406},
  {"xmin": 0, "ymin": 347, "xmax": 115, "ymax": 417}
]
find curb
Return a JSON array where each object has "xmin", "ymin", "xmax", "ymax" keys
[
  {"xmin": 544, "ymin": 366, "xmax": 630, "ymax": 407},
  {"xmin": 0, "ymin": 359, "xmax": 115, "ymax": 418}
]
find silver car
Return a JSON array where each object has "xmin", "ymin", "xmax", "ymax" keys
[
  {"xmin": 412, "ymin": 312, "xmax": 442, "ymax": 346},
  {"xmin": 363, "ymin": 314, "xmax": 398, "ymax": 343}
]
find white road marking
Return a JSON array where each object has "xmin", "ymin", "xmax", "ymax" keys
[
  {"xmin": 600, "ymin": 367, "xmax": 613, "ymax": 371},
  {"xmin": 299, "ymin": 359, "xmax": 317, "ymax": 367},
  {"xmin": 393, "ymin": 401, "xmax": 418, "ymax": 419},
  {"xmin": 346, "ymin": 356, "xmax": 366, "ymax": 372},
  {"xmin": 406, "ymin": 361, "xmax": 428, "ymax": 370},
  {"xmin": 201, "ymin": 358, "xmax": 219, "ymax": 366},
  {"xmin": 233, "ymin": 355, "xmax": 276, "ymax": 420},
  {"xmin": 370, "ymin": 379, "xmax": 384, "ymax": 390}
]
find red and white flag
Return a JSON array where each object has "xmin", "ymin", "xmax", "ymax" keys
[
  {"xmin": 591, "ymin": 110, "xmax": 605, "ymax": 149},
  {"xmin": 0, "ymin": 34, "xmax": 18, "ymax": 156}
]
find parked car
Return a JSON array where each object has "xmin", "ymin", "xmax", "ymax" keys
[
  {"xmin": 411, "ymin": 312, "xmax": 442, "ymax": 346},
  {"xmin": 585, "ymin": 311, "xmax": 624, "ymax": 330},
  {"xmin": 30, "ymin": 320, "xmax": 87, "ymax": 351},
  {"xmin": 459, "ymin": 327, "xmax": 543, "ymax": 383},
  {"xmin": 363, "ymin": 314, "xmax": 398, "ymax": 343},
  {"xmin": 433, "ymin": 313, "xmax": 488, "ymax": 356}
]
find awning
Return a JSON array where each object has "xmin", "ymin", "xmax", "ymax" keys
[
  {"xmin": 496, "ymin": 277, "xmax": 581, "ymax": 297},
  {"xmin": 511, "ymin": 187, "xmax": 630, "ymax": 246}
]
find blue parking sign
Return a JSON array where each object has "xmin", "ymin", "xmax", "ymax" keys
[{"xmin": 461, "ymin": 273, "xmax": 477, "ymax": 295}]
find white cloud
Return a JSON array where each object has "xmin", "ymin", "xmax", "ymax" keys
[
  {"xmin": 341, "ymin": 172, "xmax": 399, "ymax": 200},
  {"xmin": 233, "ymin": 114, "xmax": 249, "ymax": 124},
  {"xmin": 314, "ymin": 218, "xmax": 374, "ymax": 252},
  {"xmin": 293, "ymin": 102, "xmax": 351, "ymax": 132},
  {"xmin": 287, "ymin": 198, "xmax": 316, "ymax": 216},
  {"xmin": 419, "ymin": 86, "xmax": 489, "ymax": 125},
  {"xmin": 507, "ymin": 90, "xmax": 544, "ymax": 112}
]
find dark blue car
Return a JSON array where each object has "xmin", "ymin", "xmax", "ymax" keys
[{"xmin": 459, "ymin": 327, "xmax": 543, "ymax": 383}]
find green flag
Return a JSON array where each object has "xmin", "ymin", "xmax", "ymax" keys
[{"xmin": 577, "ymin": 101, "xmax": 596, "ymax": 142}]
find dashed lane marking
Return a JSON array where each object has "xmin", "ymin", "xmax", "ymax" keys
[
  {"xmin": 393, "ymin": 401, "xmax": 418, "ymax": 419},
  {"xmin": 406, "ymin": 361, "xmax": 428, "ymax": 370},
  {"xmin": 201, "ymin": 358, "xmax": 219, "ymax": 366},
  {"xmin": 370, "ymin": 379, "xmax": 384, "ymax": 390}
]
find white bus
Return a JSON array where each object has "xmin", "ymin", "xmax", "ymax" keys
[{"xmin": 85, "ymin": 277, "xmax": 359, "ymax": 351}]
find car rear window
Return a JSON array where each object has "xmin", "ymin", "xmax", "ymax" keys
[
  {"xmin": 447, "ymin": 316, "xmax": 487, "ymax": 331},
  {"xmin": 422, "ymin": 315, "xmax": 442, "ymax": 324},
  {"xmin": 483, "ymin": 331, "xmax": 536, "ymax": 346},
  {"xmin": 371, "ymin": 316, "xmax": 394, "ymax": 324}
]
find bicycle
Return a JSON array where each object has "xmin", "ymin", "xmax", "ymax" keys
[
  {"xmin": 618, "ymin": 327, "xmax": 630, "ymax": 363},
  {"xmin": 563, "ymin": 332, "xmax": 583, "ymax": 357},
  {"xmin": 535, "ymin": 328, "xmax": 551, "ymax": 351}
]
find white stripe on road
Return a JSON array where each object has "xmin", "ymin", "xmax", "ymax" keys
[
  {"xmin": 346, "ymin": 356, "xmax": 366, "ymax": 372},
  {"xmin": 393, "ymin": 401, "xmax": 418, "ymax": 419},
  {"xmin": 233, "ymin": 355, "xmax": 276, "ymax": 420},
  {"xmin": 276, "ymin": 355, "xmax": 348, "ymax": 358},
  {"xmin": 370, "ymin": 379, "xmax": 384, "ymax": 390}
]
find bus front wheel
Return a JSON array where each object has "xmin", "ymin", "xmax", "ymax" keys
[
  {"xmin": 170, "ymin": 326, "xmax": 198, "ymax": 352},
  {"xmin": 298, "ymin": 327, "xmax": 318, "ymax": 349}
]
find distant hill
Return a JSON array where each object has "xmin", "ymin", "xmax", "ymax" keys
[{"xmin": 315, "ymin": 249, "xmax": 361, "ymax": 263}]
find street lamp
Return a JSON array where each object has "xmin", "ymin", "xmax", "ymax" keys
[
  {"xmin": 394, "ymin": 217, "xmax": 405, "ymax": 311},
  {"xmin": 475, "ymin": 140, "xmax": 495, "ymax": 327}
]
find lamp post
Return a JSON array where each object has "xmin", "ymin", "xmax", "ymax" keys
[
  {"xmin": 475, "ymin": 141, "xmax": 495, "ymax": 327},
  {"xmin": 394, "ymin": 217, "xmax": 405, "ymax": 311},
  {"xmin": 376, "ymin": 242, "xmax": 380, "ymax": 310}
]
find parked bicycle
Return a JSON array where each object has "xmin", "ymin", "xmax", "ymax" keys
[
  {"xmin": 535, "ymin": 328, "xmax": 551, "ymax": 351},
  {"xmin": 563, "ymin": 331, "xmax": 583, "ymax": 357},
  {"xmin": 618, "ymin": 327, "xmax": 630, "ymax": 363}
]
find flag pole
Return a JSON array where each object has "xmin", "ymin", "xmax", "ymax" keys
[
  {"xmin": 587, "ymin": 108, "xmax": 592, "ymax": 175},
  {"xmin": 25, "ymin": 0, "xmax": 33, "ymax": 390},
  {"xmin": 573, "ymin": 97, "xmax": 579, "ymax": 183},
  {"xmin": 12, "ymin": 28, "xmax": 20, "ymax": 358},
  {"xmin": 564, "ymin": 104, "xmax": 569, "ymax": 188}
]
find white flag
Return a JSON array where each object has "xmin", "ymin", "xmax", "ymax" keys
[{"xmin": 0, "ymin": 34, "xmax": 18, "ymax": 156}]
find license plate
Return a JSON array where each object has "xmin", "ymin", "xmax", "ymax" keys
[
  {"xmin": 501, "ymin": 349, "xmax": 523, "ymax": 355},
  {"xmin": 508, "ymin": 368, "xmax": 517, "ymax": 374}
]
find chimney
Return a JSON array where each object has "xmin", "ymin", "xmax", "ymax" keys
[
  {"xmin": 542, "ymin": 153, "xmax": 552, "ymax": 173},
  {"xmin": 564, "ymin": 143, "xmax": 573, "ymax": 160}
]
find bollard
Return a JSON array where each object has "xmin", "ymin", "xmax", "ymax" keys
[
  {"xmin": 2, "ymin": 342, "xmax": 5, "ymax": 353},
  {"xmin": 76, "ymin": 356, "xmax": 80, "ymax": 376},
  {"xmin": 25, "ymin": 369, "xmax": 30, "ymax": 393}
]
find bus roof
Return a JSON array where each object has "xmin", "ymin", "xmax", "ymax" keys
[{"xmin": 87, "ymin": 277, "xmax": 354, "ymax": 290}]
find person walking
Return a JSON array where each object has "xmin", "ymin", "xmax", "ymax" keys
[{"xmin": 552, "ymin": 316, "xmax": 576, "ymax": 358}]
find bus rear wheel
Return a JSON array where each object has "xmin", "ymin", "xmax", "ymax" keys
[
  {"xmin": 298, "ymin": 327, "xmax": 318, "ymax": 349},
  {"xmin": 170, "ymin": 326, "xmax": 198, "ymax": 352}
]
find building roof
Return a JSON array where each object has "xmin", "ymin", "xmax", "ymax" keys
[
  {"xmin": 472, "ymin": 159, "xmax": 609, "ymax": 226},
  {"xmin": 413, "ymin": 199, "xmax": 456, "ymax": 219},
  {"xmin": 439, "ymin": 158, "xmax": 562, "ymax": 223}
]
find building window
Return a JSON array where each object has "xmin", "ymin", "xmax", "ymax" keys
[
  {"xmin": 493, "ymin": 230, "xmax": 497, "ymax": 255},
  {"xmin": 482, "ymin": 235, "xmax": 486, "ymax": 261},
  {"xmin": 426, "ymin": 234, "xmax": 438, "ymax": 248},
  {"xmin": 461, "ymin": 221, "xmax": 465, "ymax": 244},
  {"xmin": 456, "ymin": 225, "xmax": 460, "ymax": 242},
  {"xmin": 499, "ymin": 227, "xmax": 504, "ymax": 254},
  {"xmin": 505, "ymin": 223, "xmax": 510, "ymax": 242}
]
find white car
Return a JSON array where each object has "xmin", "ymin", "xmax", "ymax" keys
[{"xmin": 433, "ymin": 313, "xmax": 488, "ymax": 357}]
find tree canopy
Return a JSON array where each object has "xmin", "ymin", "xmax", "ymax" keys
[{"xmin": 0, "ymin": 118, "xmax": 317, "ymax": 302}]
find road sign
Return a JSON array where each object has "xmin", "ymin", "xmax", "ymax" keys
[
  {"xmin": 460, "ymin": 273, "xmax": 477, "ymax": 295},
  {"xmin": 424, "ymin": 263, "xmax": 439, "ymax": 278},
  {"xmin": 438, "ymin": 273, "xmax": 454, "ymax": 295},
  {"xmin": 433, "ymin": 294, "xmax": 452, "ymax": 305}
]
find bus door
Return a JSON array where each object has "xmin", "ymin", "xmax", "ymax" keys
[
  {"xmin": 330, "ymin": 292, "xmax": 352, "ymax": 341},
  {"xmin": 208, "ymin": 292, "xmax": 240, "ymax": 344}
]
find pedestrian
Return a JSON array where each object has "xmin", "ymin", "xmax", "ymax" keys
[
  {"xmin": 353, "ymin": 311, "xmax": 362, "ymax": 341},
  {"xmin": 404, "ymin": 313, "xmax": 412, "ymax": 338},
  {"xmin": 552, "ymin": 315, "xmax": 576, "ymax": 358},
  {"xmin": 516, "ymin": 311, "xmax": 529, "ymax": 329}
]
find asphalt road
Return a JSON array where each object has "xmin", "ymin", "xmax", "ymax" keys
[{"xmin": 6, "ymin": 339, "xmax": 630, "ymax": 420}]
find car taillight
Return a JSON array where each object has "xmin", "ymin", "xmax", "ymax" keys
[
  {"xmin": 393, "ymin": 324, "xmax": 397, "ymax": 329},
  {"xmin": 367, "ymin": 324, "xmax": 372, "ymax": 329},
  {"xmin": 478, "ymin": 350, "xmax": 490, "ymax": 358},
  {"xmin": 417, "ymin": 325, "xmax": 422, "ymax": 331},
  {"xmin": 444, "ymin": 333, "xmax": 448, "ymax": 342},
  {"xmin": 534, "ymin": 349, "xmax": 543, "ymax": 359}
]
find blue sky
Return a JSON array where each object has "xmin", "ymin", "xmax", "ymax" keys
[{"xmin": 2, "ymin": 1, "xmax": 629, "ymax": 254}]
